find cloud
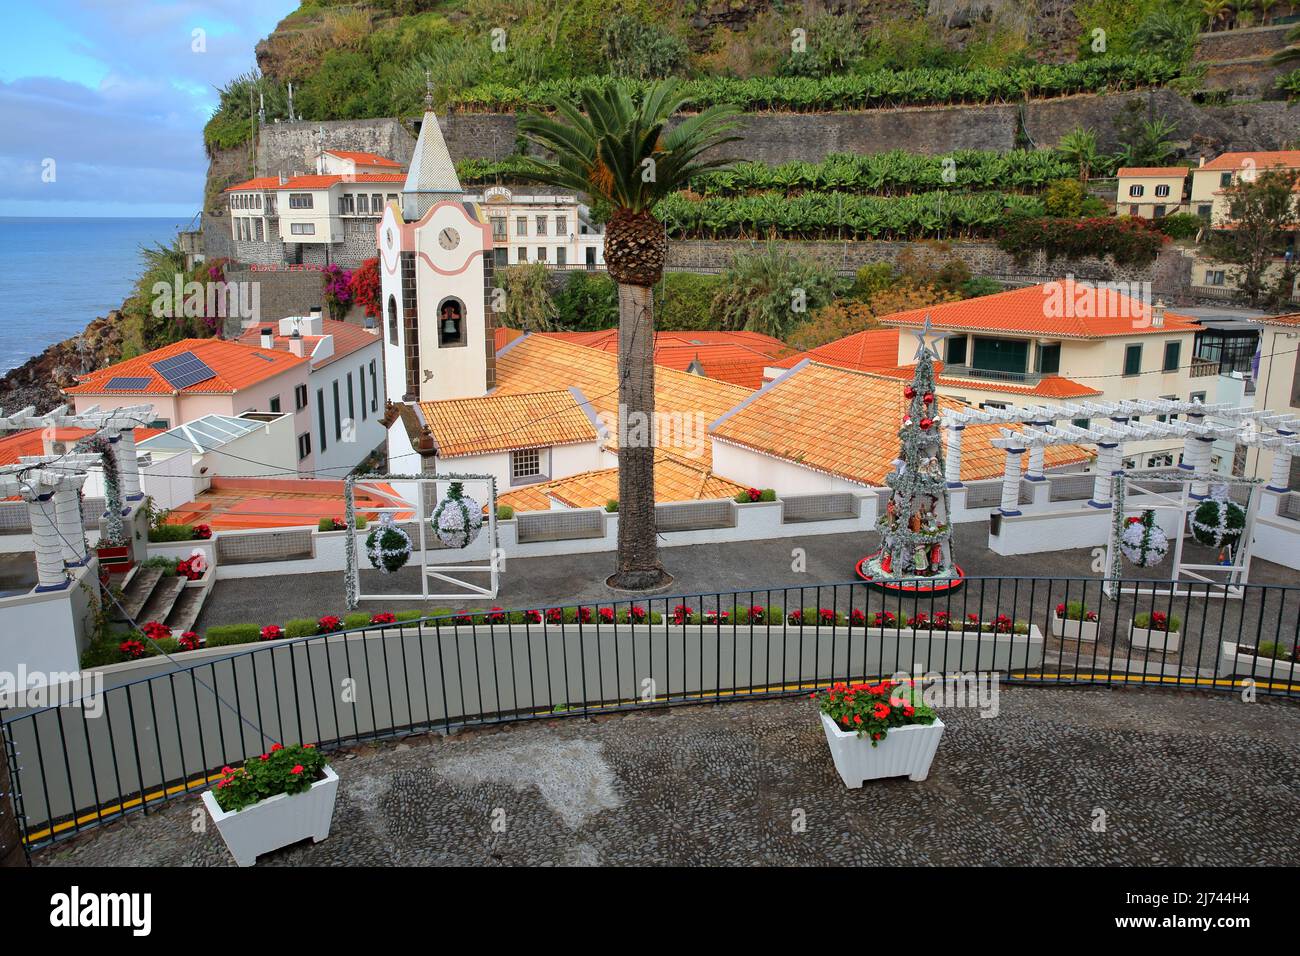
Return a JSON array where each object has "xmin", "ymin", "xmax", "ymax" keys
[{"xmin": 0, "ymin": 1, "xmax": 296, "ymax": 215}]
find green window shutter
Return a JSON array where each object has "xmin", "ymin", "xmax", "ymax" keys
[{"xmin": 1124, "ymin": 344, "xmax": 1142, "ymax": 376}]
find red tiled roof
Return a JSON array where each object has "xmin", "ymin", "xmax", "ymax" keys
[
  {"xmin": 225, "ymin": 173, "xmax": 406, "ymax": 192},
  {"xmin": 238, "ymin": 319, "xmax": 380, "ymax": 370},
  {"xmin": 0, "ymin": 427, "xmax": 164, "ymax": 466},
  {"xmin": 1117, "ymin": 167, "xmax": 1188, "ymax": 178},
  {"xmin": 324, "ymin": 150, "xmax": 402, "ymax": 168},
  {"xmin": 770, "ymin": 328, "xmax": 901, "ymax": 373},
  {"xmin": 1199, "ymin": 151, "xmax": 1300, "ymax": 173},
  {"xmin": 537, "ymin": 329, "xmax": 792, "ymax": 388},
  {"xmin": 419, "ymin": 390, "xmax": 599, "ymax": 457},
  {"xmin": 494, "ymin": 326, "xmax": 525, "ymax": 352},
  {"xmin": 879, "ymin": 283, "xmax": 1200, "ymax": 339},
  {"xmin": 1259, "ymin": 313, "xmax": 1300, "ymax": 327},
  {"xmin": 67, "ymin": 338, "xmax": 307, "ymax": 396},
  {"xmin": 711, "ymin": 363, "xmax": 1089, "ymax": 486},
  {"xmin": 165, "ymin": 478, "xmax": 410, "ymax": 530}
]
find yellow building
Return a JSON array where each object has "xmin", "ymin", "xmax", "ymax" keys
[
  {"xmin": 1115, "ymin": 167, "xmax": 1188, "ymax": 219},
  {"xmin": 1190, "ymin": 150, "xmax": 1300, "ymax": 227}
]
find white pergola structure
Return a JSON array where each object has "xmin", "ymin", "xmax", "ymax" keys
[
  {"xmin": 0, "ymin": 403, "xmax": 155, "ymax": 504},
  {"xmin": 0, "ymin": 462, "xmax": 90, "ymax": 592},
  {"xmin": 942, "ymin": 398, "xmax": 1300, "ymax": 515}
]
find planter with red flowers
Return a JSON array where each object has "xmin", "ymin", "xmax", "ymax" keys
[
  {"xmin": 1129, "ymin": 611, "xmax": 1180, "ymax": 652},
  {"xmin": 201, "ymin": 743, "xmax": 337, "ymax": 867},
  {"xmin": 1050, "ymin": 601, "xmax": 1099, "ymax": 642},
  {"xmin": 813, "ymin": 680, "xmax": 943, "ymax": 788}
]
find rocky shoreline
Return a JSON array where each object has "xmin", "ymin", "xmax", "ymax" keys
[{"xmin": 0, "ymin": 308, "xmax": 128, "ymax": 414}]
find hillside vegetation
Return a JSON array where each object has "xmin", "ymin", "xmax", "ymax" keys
[{"xmin": 205, "ymin": 0, "xmax": 1209, "ymax": 153}]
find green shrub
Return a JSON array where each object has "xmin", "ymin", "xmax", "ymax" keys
[
  {"xmin": 205, "ymin": 624, "xmax": 261, "ymax": 647},
  {"xmin": 758, "ymin": 489, "xmax": 777, "ymax": 502},
  {"xmin": 605, "ymin": 500, "xmax": 619, "ymax": 512},
  {"xmin": 394, "ymin": 610, "xmax": 424, "ymax": 622},
  {"xmin": 1256, "ymin": 641, "xmax": 1284, "ymax": 659},
  {"xmin": 81, "ymin": 641, "xmax": 126, "ymax": 668},
  {"xmin": 141, "ymin": 556, "xmax": 181, "ymax": 572},
  {"xmin": 1043, "ymin": 177, "xmax": 1086, "ymax": 217},
  {"xmin": 554, "ymin": 271, "xmax": 618, "ymax": 331},
  {"xmin": 149, "ymin": 523, "xmax": 196, "ymax": 542},
  {"xmin": 656, "ymin": 273, "xmax": 723, "ymax": 331},
  {"xmin": 497, "ymin": 505, "xmax": 515, "ymax": 520},
  {"xmin": 1155, "ymin": 212, "xmax": 1201, "ymax": 240},
  {"xmin": 343, "ymin": 612, "xmax": 372, "ymax": 629},
  {"xmin": 1134, "ymin": 611, "xmax": 1181, "ymax": 631},
  {"xmin": 148, "ymin": 637, "xmax": 181, "ymax": 656},
  {"xmin": 284, "ymin": 618, "xmax": 320, "ymax": 639},
  {"xmin": 318, "ymin": 517, "xmax": 344, "ymax": 532}
]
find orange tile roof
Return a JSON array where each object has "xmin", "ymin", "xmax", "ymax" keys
[
  {"xmin": 1117, "ymin": 167, "xmax": 1188, "ymax": 178},
  {"xmin": 711, "ymin": 363, "xmax": 1089, "ymax": 486},
  {"xmin": 324, "ymin": 149, "xmax": 402, "ymax": 168},
  {"xmin": 537, "ymin": 329, "xmax": 791, "ymax": 389},
  {"xmin": 1259, "ymin": 313, "xmax": 1300, "ymax": 327},
  {"xmin": 494, "ymin": 326, "xmax": 525, "ymax": 352},
  {"xmin": 871, "ymin": 363, "xmax": 1102, "ymax": 399},
  {"xmin": 67, "ymin": 338, "xmax": 307, "ymax": 396},
  {"xmin": 419, "ymin": 389, "xmax": 599, "ymax": 457},
  {"xmin": 165, "ymin": 478, "xmax": 409, "ymax": 530},
  {"xmin": 0, "ymin": 427, "xmax": 163, "ymax": 466},
  {"xmin": 498, "ymin": 451, "xmax": 745, "ymax": 511},
  {"xmin": 879, "ymin": 283, "xmax": 1200, "ymax": 339},
  {"xmin": 238, "ymin": 319, "xmax": 380, "ymax": 369},
  {"xmin": 770, "ymin": 328, "xmax": 901, "ymax": 373},
  {"xmin": 1199, "ymin": 151, "xmax": 1300, "ymax": 172},
  {"xmin": 494, "ymin": 335, "xmax": 752, "ymax": 465},
  {"xmin": 225, "ymin": 173, "xmax": 406, "ymax": 192}
]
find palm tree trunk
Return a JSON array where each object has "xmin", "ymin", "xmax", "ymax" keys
[{"xmin": 608, "ymin": 282, "xmax": 671, "ymax": 591}]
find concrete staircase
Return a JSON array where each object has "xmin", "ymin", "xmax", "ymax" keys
[{"xmin": 116, "ymin": 564, "xmax": 211, "ymax": 635}]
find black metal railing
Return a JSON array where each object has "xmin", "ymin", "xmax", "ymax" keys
[{"xmin": 3, "ymin": 574, "xmax": 1298, "ymax": 850}]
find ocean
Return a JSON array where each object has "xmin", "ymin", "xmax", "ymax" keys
[{"xmin": 0, "ymin": 217, "xmax": 189, "ymax": 373}]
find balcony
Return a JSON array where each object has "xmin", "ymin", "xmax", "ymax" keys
[{"xmin": 940, "ymin": 364, "xmax": 1044, "ymax": 386}]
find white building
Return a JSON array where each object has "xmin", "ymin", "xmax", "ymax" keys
[
  {"xmin": 474, "ymin": 186, "xmax": 605, "ymax": 269},
  {"xmin": 237, "ymin": 312, "xmax": 388, "ymax": 477}
]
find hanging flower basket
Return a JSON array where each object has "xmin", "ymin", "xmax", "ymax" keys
[
  {"xmin": 1190, "ymin": 487, "xmax": 1246, "ymax": 550},
  {"xmin": 365, "ymin": 514, "xmax": 412, "ymax": 574},
  {"xmin": 1119, "ymin": 510, "xmax": 1168, "ymax": 568},
  {"xmin": 431, "ymin": 481, "xmax": 483, "ymax": 549}
]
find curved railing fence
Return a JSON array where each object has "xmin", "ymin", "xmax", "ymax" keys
[{"xmin": 3, "ymin": 575, "xmax": 1298, "ymax": 850}]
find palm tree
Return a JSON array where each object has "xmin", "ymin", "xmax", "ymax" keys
[
  {"xmin": 1113, "ymin": 117, "xmax": 1180, "ymax": 170},
  {"xmin": 1056, "ymin": 126, "xmax": 1101, "ymax": 183},
  {"xmin": 1272, "ymin": 22, "xmax": 1300, "ymax": 66},
  {"xmin": 518, "ymin": 81, "xmax": 740, "ymax": 590}
]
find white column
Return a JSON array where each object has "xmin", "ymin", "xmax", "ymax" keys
[
  {"xmin": 116, "ymin": 429, "xmax": 143, "ymax": 501},
  {"xmin": 1189, "ymin": 436, "xmax": 1214, "ymax": 499},
  {"xmin": 1266, "ymin": 431, "xmax": 1294, "ymax": 493},
  {"xmin": 1025, "ymin": 421, "xmax": 1049, "ymax": 480},
  {"xmin": 1089, "ymin": 441, "xmax": 1119, "ymax": 508},
  {"xmin": 1000, "ymin": 447, "xmax": 1025, "ymax": 516},
  {"xmin": 944, "ymin": 425, "xmax": 964, "ymax": 487},
  {"xmin": 27, "ymin": 488, "xmax": 70, "ymax": 591},
  {"xmin": 53, "ymin": 482, "xmax": 89, "ymax": 566},
  {"xmin": 1180, "ymin": 411, "xmax": 1205, "ymax": 473}
]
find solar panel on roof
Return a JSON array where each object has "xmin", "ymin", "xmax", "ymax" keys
[
  {"xmin": 151, "ymin": 352, "xmax": 216, "ymax": 390},
  {"xmin": 104, "ymin": 376, "xmax": 151, "ymax": 391}
]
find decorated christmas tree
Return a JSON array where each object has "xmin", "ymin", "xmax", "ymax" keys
[{"xmin": 859, "ymin": 319, "xmax": 962, "ymax": 590}]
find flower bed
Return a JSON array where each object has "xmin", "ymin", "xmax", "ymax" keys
[
  {"xmin": 812, "ymin": 679, "xmax": 943, "ymax": 786},
  {"xmin": 1130, "ymin": 611, "xmax": 1181, "ymax": 653},
  {"xmin": 1050, "ymin": 602, "xmax": 1099, "ymax": 642},
  {"xmin": 1220, "ymin": 641, "xmax": 1300, "ymax": 683},
  {"xmin": 202, "ymin": 743, "xmax": 336, "ymax": 866}
]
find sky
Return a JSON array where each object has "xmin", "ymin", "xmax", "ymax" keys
[{"xmin": 0, "ymin": 0, "xmax": 298, "ymax": 218}]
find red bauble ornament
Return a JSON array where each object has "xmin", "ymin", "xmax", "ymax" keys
[
  {"xmin": 881, "ymin": 553, "xmax": 892, "ymax": 573},
  {"xmin": 919, "ymin": 417, "xmax": 934, "ymax": 430},
  {"xmin": 923, "ymin": 392, "xmax": 934, "ymax": 404},
  {"xmin": 903, "ymin": 386, "xmax": 916, "ymax": 399}
]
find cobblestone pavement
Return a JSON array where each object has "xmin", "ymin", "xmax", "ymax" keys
[{"xmin": 37, "ymin": 686, "xmax": 1300, "ymax": 867}]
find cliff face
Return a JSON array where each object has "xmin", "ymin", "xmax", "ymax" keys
[{"xmin": 0, "ymin": 311, "xmax": 127, "ymax": 414}]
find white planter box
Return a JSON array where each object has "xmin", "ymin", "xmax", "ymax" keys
[
  {"xmin": 819, "ymin": 712, "xmax": 944, "ymax": 788},
  {"xmin": 201, "ymin": 764, "xmax": 339, "ymax": 866},
  {"xmin": 1129, "ymin": 624, "xmax": 1180, "ymax": 653},
  {"xmin": 1220, "ymin": 642, "xmax": 1299, "ymax": 682},
  {"xmin": 1050, "ymin": 615, "xmax": 1098, "ymax": 642}
]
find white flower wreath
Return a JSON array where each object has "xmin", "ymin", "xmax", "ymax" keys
[{"xmin": 431, "ymin": 481, "xmax": 483, "ymax": 549}]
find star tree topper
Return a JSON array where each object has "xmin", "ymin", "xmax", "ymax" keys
[{"xmin": 912, "ymin": 313, "xmax": 952, "ymax": 361}]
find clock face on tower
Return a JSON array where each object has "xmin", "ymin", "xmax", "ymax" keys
[{"xmin": 438, "ymin": 227, "xmax": 460, "ymax": 250}]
